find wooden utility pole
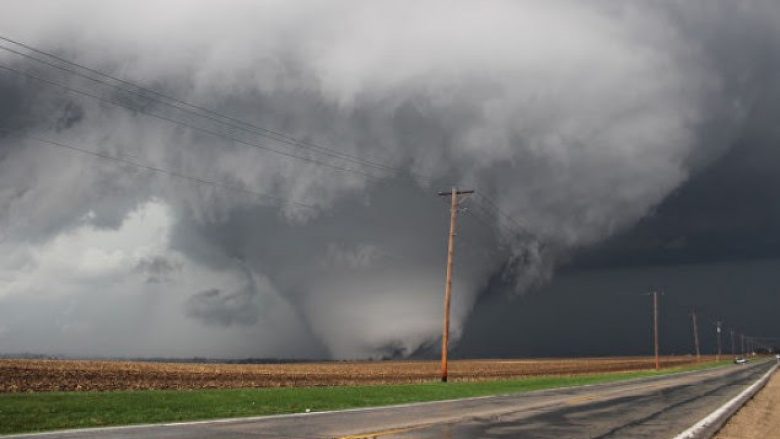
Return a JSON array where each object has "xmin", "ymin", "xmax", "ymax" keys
[
  {"xmin": 691, "ymin": 311, "xmax": 701, "ymax": 361},
  {"xmin": 653, "ymin": 290, "xmax": 661, "ymax": 370},
  {"xmin": 741, "ymin": 333, "xmax": 745, "ymax": 357},
  {"xmin": 437, "ymin": 187, "xmax": 473, "ymax": 383},
  {"xmin": 716, "ymin": 321, "xmax": 722, "ymax": 362},
  {"xmin": 730, "ymin": 329, "xmax": 735, "ymax": 357}
]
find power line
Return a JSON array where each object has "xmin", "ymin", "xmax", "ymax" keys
[
  {"xmin": 473, "ymin": 193, "xmax": 537, "ymax": 243},
  {"xmin": 432, "ymin": 194, "xmax": 525, "ymax": 265},
  {"xmin": 463, "ymin": 202, "xmax": 514, "ymax": 244},
  {"xmin": 0, "ymin": 63, "xmax": 384, "ymax": 180},
  {"xmin": 0, "ymin": 35, "xmax": 543, "ymax": 246},
  {"xmin": 0, "ymin": 35, "xmax": 435, "ymax": 182},
  {"xmin": 0, "ymin": 128, "xmax": 493, "ymax": 266},
  {"xmin": 476, "ymin": 193, "xmax": 531, "ymax": 230},
  {"xmin": 0, "ymin": 128, "xmax": 318, "ymax": 211},
  {"xmin": 2, "ymin": 60, "xmax": 538, "ymax": 253}
]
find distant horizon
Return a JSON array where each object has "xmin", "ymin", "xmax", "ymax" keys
[
  {"xmin": 1, "ymin": 352, "xmax": 746, "ymax": 365},
  {"xmin": 1, "ymin": 0, "xmax": 779, "ymax": 361}
]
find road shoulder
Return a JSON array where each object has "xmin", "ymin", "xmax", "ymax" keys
[{"xmin": 714, "ymin": 362, "xmax": 780, "ymax": 439}]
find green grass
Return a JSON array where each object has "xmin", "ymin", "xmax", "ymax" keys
[{"xmin": 0, "ymin": 360, "xmax": 732, "ymax": 435}]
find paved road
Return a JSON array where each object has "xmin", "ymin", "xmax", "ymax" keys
[{"xmin": 8, "ymin": 362, "xmax": 774, "ymax": 439}]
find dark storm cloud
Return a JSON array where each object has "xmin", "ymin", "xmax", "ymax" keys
[
  {"xmin": 562, "ymin": 1, "xmax": 780, "ymax": 270},
  {"xmin": 185, "ymin": 288, "xmax": 259, "ymax": 327},
  {"xmin": 134, "ymin": 255, "xmax": 181, "ymax": 283},
  {"xmin": 459, "ymin": 258, "xmax": 780, "ymax": 358},
  {"xmin": 459, "ymin": 0, "xmax": 780, "ymax": 358},
  {"xmin": 0, "ymin": 77, "xmax": 24, "ymax": 128},
  {"xmin": 168, "ymin": 178, "xmax": 500, "ymax": 357},
  {"xmin": 0, "ymin": 0, "xmax": 779, "ymax": 359},
  {"xmin": 566, "ymin": 137, "xmax": 780, "ymax": 270},
  {"xmin": 0, "ymin": 72, "xmax": 150, "ymax": 243},
  {"xmin": 183, "ymin": 262, "xmax": 269, "ymax": 327}
]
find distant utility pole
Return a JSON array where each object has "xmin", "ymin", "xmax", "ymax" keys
[
  {"xmin": 437, "ymin": 187, "xmax": 474, "ymax": 383},
  {"xmin": 691, "ymin": 311, "xmax": 701, "ymax": 361},
  {"xmin": 741, "ymin": 333, "xmax": 745, "ymax": 357},
  {"xmin": 652, "ymin": 290, "xmax": 661, "ymax": 370},
  {"xmin": 715, "ymin": 321, "xmax": 722, "ymax": 362},
  {"xmin": 730, "ymin": 329, "xmax": 735, "ymax": 357}
]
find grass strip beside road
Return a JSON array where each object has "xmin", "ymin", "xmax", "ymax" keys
[{"xmin": 0, "ymin": 360, "xmax": 732, "ymax": 435}]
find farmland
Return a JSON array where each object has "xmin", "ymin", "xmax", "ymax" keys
[
  {"xmin": 1, "ymin": 356, "xmax": 713, "ymax": 392},
  {"xmin": 0, "ymin": 356, "xmax": 733, "ymax": 435}
]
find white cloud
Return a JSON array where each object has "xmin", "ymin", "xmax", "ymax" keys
[
  {"xmin": 0, "ymin": 0, "xmax": 769, "ymax": 358},
  {"xmin": 0, "ymin": 200, "xmax": 171, "ymax": 297},
  {"xmin": 0, "ymin": 200, "xmax": 318, "ymax": 358}
]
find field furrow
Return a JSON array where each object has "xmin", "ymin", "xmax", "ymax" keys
[{"xmin": 0, "ymin": 356, "xmax": 711, "ymax": 392}]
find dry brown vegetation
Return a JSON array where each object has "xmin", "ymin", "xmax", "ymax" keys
[
  {"xmin": 714, "ymin": 368, "xmax": 780, "ymax": 439},
  {"xmin": 0, "ymin": 356, "xmax": 711, "ymax": 392}
]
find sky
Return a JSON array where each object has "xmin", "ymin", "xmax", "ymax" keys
[{"xmin": 0, "ymin": 0, "xmax": 778, "ymax": 359}]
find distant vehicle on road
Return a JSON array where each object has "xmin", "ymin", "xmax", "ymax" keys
[{"xmin": 734, "ymin": 357, "xmax": 748, "ymax": 365}]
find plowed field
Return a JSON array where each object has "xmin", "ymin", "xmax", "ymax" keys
[{"xmin": 0, "ymin": 356, "xmax": 710, "ymax": 392}]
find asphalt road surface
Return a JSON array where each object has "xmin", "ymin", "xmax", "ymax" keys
[{"xmin": 9, "ymin": 361, "xmax": 774, "ymax": 439}]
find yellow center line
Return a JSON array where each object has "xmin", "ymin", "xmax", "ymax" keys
[
  {"xmin": 564, "ymin": 381, "xmax": 676, "ymax": 405},
  {"xmin": 338, "ymin": 424, "xmax": 430, "ymax": 439},
  {"xmin": 342, "ymin": 372, "xmax": 719, "ymax": 436}
]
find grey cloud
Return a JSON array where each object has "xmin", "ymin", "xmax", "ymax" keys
[
  {"xmin": 185, "ymin": 287, "xmax": 259, "ymax": 327},
  {"xmin": 0, "ymin": 0, "xmax": 778, "ymax": 358},
  {"xmin": 134, "ymin": 255, "xmax": 181, "ymax": 284}
]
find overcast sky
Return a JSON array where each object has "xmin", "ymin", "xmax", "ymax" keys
[{"xmin": 0, "ymin": 0, "xmax": 778, "ymax": 359}]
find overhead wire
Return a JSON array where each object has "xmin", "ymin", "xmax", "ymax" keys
[
  {"xmin": 459, "ymin": 205, "xmax": 512, "ymax": 259},
  {"xmin": 0, "ymin": 128, "xmax": 429, "ymax": 264},
  {"xmin": 0, "ymin": 35, "xmax": 435, "ymax": 182},
  {"xmin": 0, "ymin": 35, "xmax": 547, "ymax": 220},
  {"xmin": 0, "ymin": 63, "xmax": 386, "ymax": 180},
  {"xmin": 0, "ymin": 64, "xmax": 528, "ymax": 262},
  {"xmin": 0, "ymin": 34, "xmax": 543, "ymax": 249},
  {"xmin": 461, "ymin": 199, "xmax": 514, "ymax": 245},
  {"xmin": 0, "ymin": 127, "xmax": 318, "ymax": 211},
  {"xmin": 474, "ymin": 192, "xmax": 534, "ymax": 238}
]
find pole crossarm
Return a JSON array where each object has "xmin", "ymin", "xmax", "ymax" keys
[{"xmin": 437, "ymin": 190, "xmax": 475, "ymax": 196}]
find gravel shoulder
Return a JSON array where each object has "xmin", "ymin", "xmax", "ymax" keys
[{"xmin": 715, "ymin": 361, "xmax": 780, "ymax": 439}]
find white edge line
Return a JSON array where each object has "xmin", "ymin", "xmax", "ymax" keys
[
  {"xmin": 670, "ymin": 363, "xmax": 778, "ymax": 439},
  {"xmin": 0, "ymin": 362, "xmax": 748, "ymax": 438}
]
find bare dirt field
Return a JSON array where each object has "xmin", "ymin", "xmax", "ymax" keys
[
  {"xmin": 0, "ymin": 356, "xmax": 709, "ymax": 392},
  {"xmin": 714, "ymin": 366, "xmax": 780, "ymax": 439}
]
